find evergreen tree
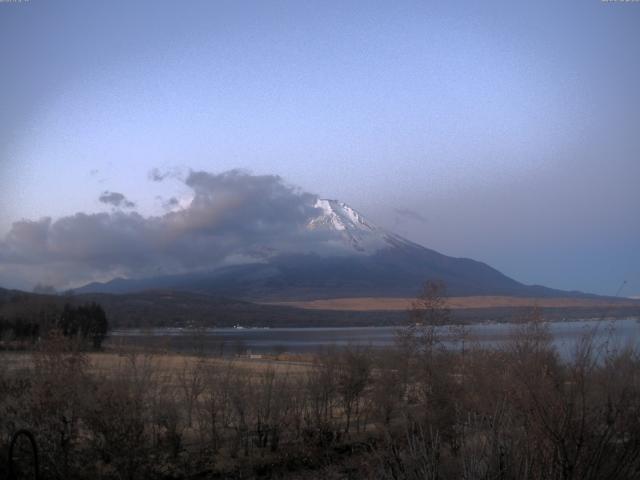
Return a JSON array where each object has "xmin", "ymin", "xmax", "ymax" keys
[{"xmin": 57, "ymin": 302, "xmax": 109, "ymax": 349}]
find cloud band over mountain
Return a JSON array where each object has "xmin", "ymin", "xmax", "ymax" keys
[{"xmin": 0, "ymin": 170, "xmax": 347, "ymax": 290}]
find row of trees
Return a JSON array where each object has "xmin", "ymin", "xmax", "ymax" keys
[
  {"xmin": 58, "ymin": 303, "xmax": 109, "ymax": 349},
  {"xmin": 0, "ymin": 302, "xmax": 109, "ymax": 349}
]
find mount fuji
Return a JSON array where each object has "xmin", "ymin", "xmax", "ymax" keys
[
  {"xmin": 307, "ymin": 199, "xmax": 417, "ymax": 253},
  {"xmin": 76, "ymin": 199, "xmax": 586, "ymax": 300}
]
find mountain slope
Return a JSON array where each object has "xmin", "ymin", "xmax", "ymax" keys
[{"xmin": 76, "ymin": 199, "xmax": 591, "ymax": 300}]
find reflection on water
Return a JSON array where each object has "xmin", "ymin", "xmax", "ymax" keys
[{"xmin": 109, "ymin": 318, "xmax": 640, "ymax": 359}]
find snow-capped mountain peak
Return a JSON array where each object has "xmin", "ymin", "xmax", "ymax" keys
[
  {"xmin": 309, "ymin": 199, "xmax": 375, "ymax": 233},
  {"xmin": 308, "ymin": 198, "xmax": 411, "ymax": 253}
]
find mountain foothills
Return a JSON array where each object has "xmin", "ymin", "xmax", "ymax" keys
[
  {"xmin": 75, "ymin": 199, "xmax": 589, "ymax": 300},
  {"xmin": 1, "ymin": 287, "xmax": 639, "ymax": 330}
]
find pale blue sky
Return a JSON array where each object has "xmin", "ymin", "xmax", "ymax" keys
[{"xmin": 1, "ymin": 0, "xmax": 639, "ymax": 295}]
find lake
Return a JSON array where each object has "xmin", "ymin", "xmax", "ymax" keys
[{"xmin": 109, "ymin": 317, "xmax": 640, "ymax": 359}]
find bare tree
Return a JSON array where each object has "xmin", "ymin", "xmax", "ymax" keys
[
  {"xmin": 177, "ymin": 356, "xmax": 206, "ymax": 427},
  {"xmin": 398, "ymin": 280, "xmax": 451, "ymax": 356},
  {"xmin": 337, "ymin": 346, "xmax": 372, "ymax": 434}
]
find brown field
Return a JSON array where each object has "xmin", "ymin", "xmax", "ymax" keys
[
  {"xmin": 1, "ymin": 350, "xmax": 312, "ymax": 376},
  {"xmin": 267, "ymin": 295, "xmax": 640, "ymax": 311}
]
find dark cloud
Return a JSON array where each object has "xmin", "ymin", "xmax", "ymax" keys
[
  {"xmin": 148, "ymin": 168, "xmax": 169, "ymax": 182},
  {"xmin": 99, "ymin": 191, "xmax": 136, "ymax": 208},
  {"xmin": 394, "ymin": 207, "xmax": 427, "ymax": 223},
  {"xmin": 0, "ymin": 170, "xmax": 343, "ymax": 290},
  {"xmin": 148, "ymin": 167, "xmax": 185, "ymax": 182},
  {"xmin": 158, "ymin": 196, "xmax": 180, "ymax": 211}
]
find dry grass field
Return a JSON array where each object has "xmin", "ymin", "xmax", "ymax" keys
[
  {"xmin": 267, "ymin": 295, "xmax": 640, "ymax": 311},
  {"xmin": 1, "ymin": 349, "xmax": 312, "ymax": 377}
]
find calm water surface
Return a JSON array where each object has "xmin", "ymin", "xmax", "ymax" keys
[{"xmin": 109, "ymin": 318, "xmax": 640, "ymax": 358}]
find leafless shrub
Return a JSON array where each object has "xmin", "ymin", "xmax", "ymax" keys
[
  {"xmin": 373, "ymin": 424, "xmax": 441, "ymax": 480},
  {"xmin": 27, "ymin": 332, "xmax": 90, "ymax": 479},
  {"xmin": 368, "ymin": 349, "xmax": 405, "ymax": 430},
  {"xmin": 198, "ymin": 360, "xmax": 236, "ymax": 453},
  {"xmin": 336, "ymin": 346, "xmax": 372, "ymax": 435},
  {"xmin": 177, "ymin": 356, "xmax": 205, "ymax": 428},
  {"xmin": 83, "ymin": 375, "xmax": 151, "ymax": 479},
  {"xmin": 304, "ymin": 348, "xmax": 340, "ymax": 444}
]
